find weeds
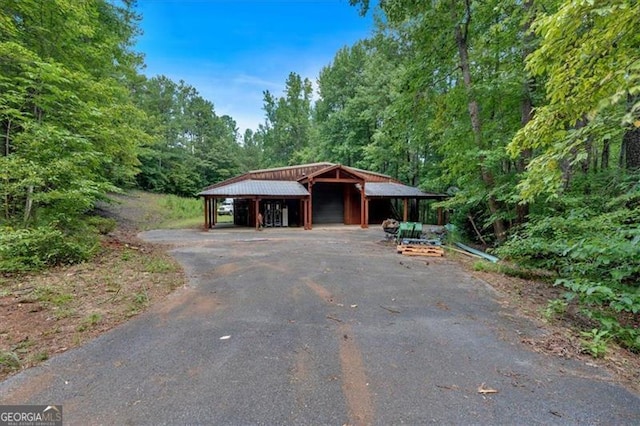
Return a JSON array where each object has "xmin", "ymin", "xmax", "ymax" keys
[
  {"xmin": 77, "ymin": 313, "xmax": 102, "ymax": 332},
  {"xmin": 580, "ymin": 329, "xmax": 610, "ymax": 358},
  {"xmin": 32, "ymin": 351, "xmax": 49, "ymax": 362},
  {"xmin": 33, "ymin": 286, "xmax": 74, "ymax": 307},
  {"xmin": 472, "ymin": 261, "xmax": 537, "ymax": 280},
  {"xmin": 0, "ymin": 351, "xmax": 20, "ymax": 373},
  {"xmin": 542, "ymin": 299, "xmax": 568, "ymax": 322},
  {"xmin": 144, "ymin": 258, "xmax": 175, "ymax": 273}
]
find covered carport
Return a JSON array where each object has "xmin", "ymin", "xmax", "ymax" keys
[
  {"xmin": 198, "ymin": 180, "xmax": 310, "ymax": 230},
  {"xmin": 364, "ymin": 182, "xmax": 448, "ymax": 225}
]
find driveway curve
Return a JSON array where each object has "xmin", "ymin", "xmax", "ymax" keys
[{"xmin": 1, "ymin": 227, "xmax": 639, "ymax": 425}]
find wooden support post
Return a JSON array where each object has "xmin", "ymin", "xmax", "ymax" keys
[
  {"xmin": 303, "ymin": 199, "xmax": 308, "ymax": 229},
  {"xmin": 212, "ymin": 198, "xmax": 216, "ymax": 227},
  {"xmin": 403, "ymin": 198, "xmax": 408, "ymax": 222},
  {"xmin": 437, "ymin": 206, "xmax": 444, "ymax": 226},
  {"xmin": 308, "ymin": 183, "xmax": 313, "ymax": 230},
  {"xmin": 203, "ymin": 197, "xmax": 209, "ymax": 230},
  {"xmin": 363, "ymin": 198, "xmax": 369, "ymax": 229},
  {"xmin": 254, "ymin": 198, "xmax": 260, "ymax": 230},
  {"xmin": 360, "ymin": 183, "xmax": 366, "ymax": 228}
]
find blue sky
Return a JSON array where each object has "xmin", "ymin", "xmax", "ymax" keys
[{"xmin": 135, "ymin": 0, "xmax": 374, "ymax": 134}]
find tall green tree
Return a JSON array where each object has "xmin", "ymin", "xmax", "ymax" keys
[
  {"xmin": 259, "ymin": 72, "xmax": 313, "ymax": 166},
  {"xmin": 509, "ymin": 0, "xmax": 640, "ymax": 200},
  {"xmin": 349, "ymin": 0, "xmax": 537, "ymax": 241},
  {"xmin": 1, "ymin": 0, "xmax": 146, "ymax": 226},
  {"xmin": 134, "ymin": 76, "xmax": 242, "ymax": 196},
  {"xmin": 240, "ymin": 129, "xmax": 264, "ymax": 171}
]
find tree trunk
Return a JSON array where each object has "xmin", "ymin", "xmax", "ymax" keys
[
  {"xmin": 623, "ymin": 95, "xmax": 640, "ymax": 170},
  {"xmin": 3, "ymin": 119, "xmax": 10, "ymax": 156},
  {"xmin": 454, "ymin": 2, "xmax": 507, "ymax": 241},
  {"xmin": 582, "ymin": 138, "xmax": 592, "ymax": 174},
  {"xmin": 24, "ymin": 185, "xmax": 34, "ymax": 225},
  {"xmin": 624, "ymin": 126, "xmax": 640, "ymax": 170},
  {"xmin": 601, "ymin": 137, "xmax": 610, "ymax": 170}
]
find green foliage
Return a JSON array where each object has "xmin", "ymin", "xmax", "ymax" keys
[
  {"xmin": 499, "ymin": 174, "xmax": 640, "ymax": 351},
  {"xmin": 143, "ymin": 258, "xmax": 176, "ymax": 274},
  {"xmin": 541, "ymin": 299, "xmax": 568, "ymax": 322},
  {"xmin": 580, "ymin": 329, "xmax": 611, "ymax": 358},
  {"xmin": 258, "ymin": 72, "xmax": 314, "ymax": 167},
  {"xmin": 134, "ymin": 76, "xmax": 242, "ymax": 195},
  {"xmin": 0, "ymin": 0, "xmax": 150, "ymax": 272},
  {"xmin": 472, "ymin": 260, "xmax": 536, "ymax": 280},
  {"xmin": 86, "ymin": 216, "xmax": 117, "ymax": 235},
  {"xmin": 509, "ymin": 0, "xmax": 640, "ymax": 201},
  {"xmin": 33, "ymin": 286, "xmax": 74, "ymax": 308},
  {"xmin": 77, "ymin": 313, "xmax": 102, "ymax": 332},
  {"xmin": 0, "ymin": 351, "xmax": 20, "ymax": 374},
  {"xmin": 158, "ymin": 195, "xmax": 202, "ymax": 220},
  {"xmin": 0, "ymin": 226, "xmax": 98, "ymax": 273}
]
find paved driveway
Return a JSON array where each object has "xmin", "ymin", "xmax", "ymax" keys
[{"xmin": 1, "ymin": 227, "xmax": 639, "ymax": 425}]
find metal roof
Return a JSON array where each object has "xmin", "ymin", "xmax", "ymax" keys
[
  {"xmin": 365, "ymin": 182, "xmax": 446, "ymax": 198},
  {"xmin": 199, "ymin": 180, "xmax": 309, "ymax": 197}
]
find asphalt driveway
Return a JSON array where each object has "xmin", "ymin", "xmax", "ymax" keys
[{"xmin": 1, "ymin": 227, "xmax": 639, "ymax": 425}]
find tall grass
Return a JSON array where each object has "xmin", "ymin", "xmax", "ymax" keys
[
  {"xmin": 158, "ymin": 195, "xmax": 202, "ymax": 220},
  {"xmin": 156, "ymin": 195, "xmax": 203, "ymax": 228}
]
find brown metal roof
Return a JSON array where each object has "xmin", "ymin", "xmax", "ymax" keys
[{"xmin": 202, "ymin": 163, "xmax": 402, "ymax": 192}]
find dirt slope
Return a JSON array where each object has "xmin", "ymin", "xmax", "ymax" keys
[{"xmin": 0, "ymin": 192, "xmax": 186, "ymax": 380}]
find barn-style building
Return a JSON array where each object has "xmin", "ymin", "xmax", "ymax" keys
[{"xmin": 199, "ymin": 162, "xmax": 446, "ymax": 230}]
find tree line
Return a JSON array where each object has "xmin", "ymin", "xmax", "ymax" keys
[{"xmin": 0, "ymin": 1, "xmax": 246, "ymax": 271}]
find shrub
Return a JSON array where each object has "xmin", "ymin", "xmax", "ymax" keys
[
  {"xmin": 86, "ymin": 216, "xmax": 117, "ymax": 235},
  {"xmin": 0, "ymin": 226, "xmax": 98, "ymax": 273},
  {"xmin": 497, "ymin": 176, "xmax": 640, "ymax": 353}
]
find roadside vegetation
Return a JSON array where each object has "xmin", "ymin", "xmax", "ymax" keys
[{"xmin": 0, "ymin": 191, "xmax": 201, "ymax": 380}]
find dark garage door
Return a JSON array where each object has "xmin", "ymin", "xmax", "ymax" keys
[{"xmin": 313, "ymin": 183, "xmax": 344, "ymax": 224}]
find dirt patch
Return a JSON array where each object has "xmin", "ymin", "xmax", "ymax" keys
[
  {"xmin": 339, "ymin": 323, "xmax": 374, "ymax": 426},
  {"xmin": 0, "ymin": 193, "xmax": 186, "ymax": 381},
  {"xmin": 451, "ymin": 252, "xmax": 640, "ymax": 394}
]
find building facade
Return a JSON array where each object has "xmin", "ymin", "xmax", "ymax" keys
[{"xmin": 199, "ymin": 163, "xmax": 446, "ymax": 230}]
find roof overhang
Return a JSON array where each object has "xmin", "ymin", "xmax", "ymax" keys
[
  {"xmin": 363, "ymin": 182, "xmax": 447, "ymax": 199},
  {"xmin": 198, "ymin": 179, "xmax": 310, "ymax": 198}
]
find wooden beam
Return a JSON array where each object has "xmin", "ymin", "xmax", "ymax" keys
[
  {"xmin": 212, "ymin": 198, "xmax": 217, "ymax": 227},
  {"xmin": 303, "ymin": 199, "xmax": 309, "ymax": 229},
  {"xmin": 403, "ymin": 198, "xmax": 408, "ymax": 222},
  {"xmin": 311, "ymin": 177, "xmax": 361, "ymax": 184}
]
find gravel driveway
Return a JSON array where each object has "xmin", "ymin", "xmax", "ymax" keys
[{"xmin": 1, "ymin": 227, "xmax": 639, "ymax": 425}]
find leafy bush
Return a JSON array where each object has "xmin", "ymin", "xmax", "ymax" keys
[
  {"xmin": 498, "ymin": 175, "xmax": 640, "ymax": 352},
  {"xmin": 0, "ymin": 226, "xmax": 98, "ymax": 273},
  {"xmin": 86, "ymin": 216, "xmax": 117, "ymax": 235}
]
